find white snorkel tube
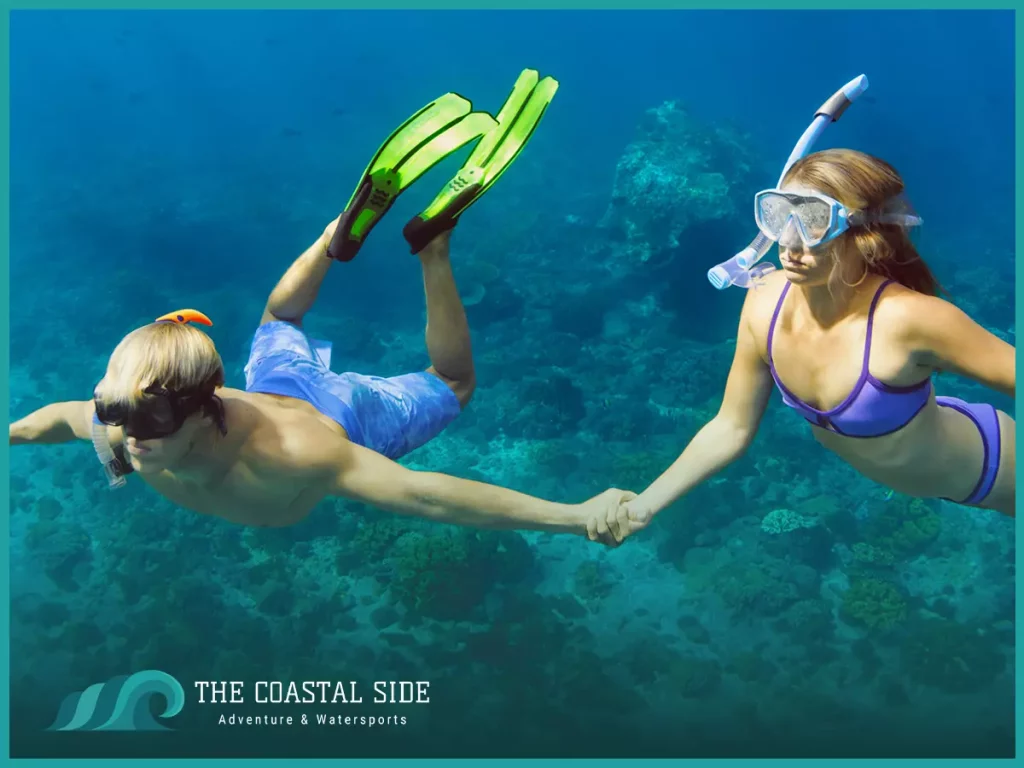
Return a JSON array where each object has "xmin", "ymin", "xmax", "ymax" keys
[
  {"xmin": 91, "ymin": 414, "xmax": 127, "ymax": 489},
  {"xmin": 707, "ymin": 74, "xmax": 870, "ymax": 290}
]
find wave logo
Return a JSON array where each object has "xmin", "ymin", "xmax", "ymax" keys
[{"xmin": 46, "ymin": 669, "xmax": 186, "ymax": 732}]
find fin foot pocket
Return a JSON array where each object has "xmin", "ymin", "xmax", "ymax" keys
[
  {"xmin": 326, "ymin": 92, "xmax": 495, "ymax": 262},
  {"xmin": 403, "ymin": 68, "xmax": 559, "ymax": 255}
]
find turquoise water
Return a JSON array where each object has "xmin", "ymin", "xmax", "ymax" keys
[{"xmin": 9, "ymin": 9, "xmax": 1015, "ymax": 759}]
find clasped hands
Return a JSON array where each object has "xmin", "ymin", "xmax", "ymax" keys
[{"xmin": 577, "ymin": 488, "xmax": 654, "ymax": 548}]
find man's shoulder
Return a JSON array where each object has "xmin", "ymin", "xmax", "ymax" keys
[{"xmin": 231, "ymin": 395, "xmax": 350, "ymax": 481}]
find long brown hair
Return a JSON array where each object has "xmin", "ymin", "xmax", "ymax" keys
[{"xmin": 782, "ymin": 148, "xmax": 943, "ymax": 296}]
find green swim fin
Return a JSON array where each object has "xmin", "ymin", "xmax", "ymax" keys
[
  {"xmin": 326, "ymin": 92, "xmax": 498, "ymax": 262},
  {"xmin": 402, "ymin": 68, "xmax": 559, "ymax": 254}
]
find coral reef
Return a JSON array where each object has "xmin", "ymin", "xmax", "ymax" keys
[
  {"xmin": 761, "ymin": 507, "xmax": 818, "ymax": 535},
  {"xmin": 862, "ymin": 498, "xmax": 942, "ymax": 560},
  {"xmin": 840, "ymin": 577, "xmax": 908, "ymax": 632},
  {"xmin": 596, "ymin": 101, "xmax": 761, "ymax": 272},
  {"xmin": 387, "ymin": 528, "xmax": 535, "ymax": 620},
  {"xmin": 900, "ymin": 617, "xmax": 1008, "ymax": 694}
]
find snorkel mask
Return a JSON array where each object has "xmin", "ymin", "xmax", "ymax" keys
[
  {"xmin": 94, "ymin": 383, "xmax": 222, "ymax": 441},
  {"xmin": 708, "ymin": 75, "xmax": 873, "ymax": 289},
  {"xmin": 91, "ymin": 309, "xmax": 221, "ymax": 488},
  {"xmin": 754, "ymin": 188, "xmax": 922, "ymax": 249}
]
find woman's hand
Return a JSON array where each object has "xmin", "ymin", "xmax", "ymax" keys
[{"xmin": 581, "ymin": 488, "xmax": 641, "ymax": 547}]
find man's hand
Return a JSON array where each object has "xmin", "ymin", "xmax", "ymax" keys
[{"xmin": 581, "ymin": 488, "xmax": 641, "ymax": 547}]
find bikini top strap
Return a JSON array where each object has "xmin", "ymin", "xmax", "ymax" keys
[
  {"xmin": 862, "ymin": 279, "xmax": 895, "ymax": 369},
  {"xmin": 766, "ymin": 280, "xmax": 792, "ymax": 364}
]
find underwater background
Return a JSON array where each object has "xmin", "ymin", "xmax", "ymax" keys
[{"xmin": 8, "ymin": 8, "xmax": 1015, "ymax": 759}]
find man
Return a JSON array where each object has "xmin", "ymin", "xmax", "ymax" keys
[{"xmin": 10, "ymin": 72, "xmax": 641, "ymax": 546}]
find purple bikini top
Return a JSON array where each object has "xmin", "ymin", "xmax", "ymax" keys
[{"xmin": 767, "ymin": 279, "xmax": 932, "ymax": 438}]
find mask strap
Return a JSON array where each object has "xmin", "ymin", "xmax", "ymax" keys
[{"xmin": 851, "ymin": 193, "xmax": 923, "ymax": 229}]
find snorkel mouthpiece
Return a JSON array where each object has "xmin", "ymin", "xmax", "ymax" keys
[
  {"xmin": 91, "ymin": 415, "xmax": 128, "ymax": 489},
  {"xmin": 708, "ymin": 74, "xmax": 870, "ymax": 290}
]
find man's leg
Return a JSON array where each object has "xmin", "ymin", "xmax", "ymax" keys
[
  {"xmin": 260, "ymin": 218, "xmax": 339, "ymax": 327},
  {"xmin": 419, "ymin": 231, "xmax": 476, "ymax": 407}
]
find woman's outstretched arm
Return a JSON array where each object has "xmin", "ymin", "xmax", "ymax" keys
[{"xmin": 627, "ymin": 290, "xmax": 776, "ymax": 523}]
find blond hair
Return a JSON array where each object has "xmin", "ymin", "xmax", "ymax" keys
[
  {"xmin": 94, "ymin": 322, "xmax": 224, "ymax": 407},
  {"xmin": 782, "ymin": 148, "xmax": 942, "ymax": 296}
]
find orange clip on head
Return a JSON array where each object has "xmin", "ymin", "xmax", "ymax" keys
[{"xmin": 154, "ymin": 309, "xmax": 213, "ymax": 327}]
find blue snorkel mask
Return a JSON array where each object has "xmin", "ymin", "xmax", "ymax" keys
[
  {"xmin": 755, "ymin": 187, "xmax": 922, "ymax": 250},
  {"xmin": 708, "ymin": 75, "xmax": 872, "ymax": 290}
]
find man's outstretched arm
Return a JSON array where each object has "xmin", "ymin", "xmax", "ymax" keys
[
  {"xmin": 10, "ymin": 401, "xmax": 95, "ymax": 445},
  {"xmin": 318, "ymin": 437, "xmax": 602, "ymax": 537}
]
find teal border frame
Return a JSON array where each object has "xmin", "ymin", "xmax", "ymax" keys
[{"xmin": 2, "ymin": 1, "xmax": 1019, "ymax": 766}]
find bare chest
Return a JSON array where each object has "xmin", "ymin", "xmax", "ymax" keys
[{"xmin": 143, "ymin": 468, "xmax": 323, "ymax": 528}]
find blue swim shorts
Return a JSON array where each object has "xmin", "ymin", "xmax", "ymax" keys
[{"xmin": 244, "ymin": 321, "xmax": 462, "ymax": 460}]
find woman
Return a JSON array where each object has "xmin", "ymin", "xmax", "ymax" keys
[{"xmin": 588, "ymin": 148, "xmax": 1015, "ymax": 545}]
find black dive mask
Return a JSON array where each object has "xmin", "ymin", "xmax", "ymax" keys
[{"xmin": 94, "ymin": 384, "xmax": 221, "ymax": 441}]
